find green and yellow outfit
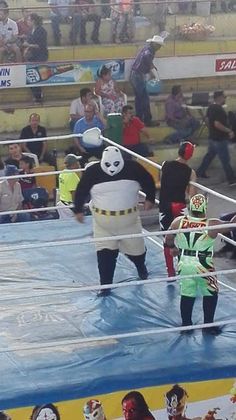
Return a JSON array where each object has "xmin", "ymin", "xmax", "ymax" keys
[{"xmin": 175, "ymin": 215, "xmax": 219, "ymax": 326}]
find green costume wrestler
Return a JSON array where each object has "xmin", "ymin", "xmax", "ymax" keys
[{"xmin": 165, "ymin": 193, "xmax": 236, "ymax": 335}]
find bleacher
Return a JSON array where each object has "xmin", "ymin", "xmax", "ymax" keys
[{"xmin": 1, "ymin": 0, "xmax": 236, "ymax": 168}]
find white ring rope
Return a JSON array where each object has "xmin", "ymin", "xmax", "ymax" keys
[
  {"xmin": 0, "ymin": 268, "xmax": 235, "ymax": 302},
  {"xmin": 0, "ymin": 223, "xmax": 236, "ymax": 251},
  {"xmin": 1, "ymin": 319, "xmax": 236, "ymax": 353},
  {"xmin": 2, "ymin": 133, "xmax": 236, "ymax": 206},
  {"xmin": 143, "ymin": 229, "xmax": 236, "ymax": 292},
  {"xmin": 0, "ymin": 167, "xmax": 84, "ymax": 181}
]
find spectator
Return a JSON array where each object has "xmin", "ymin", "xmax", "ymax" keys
[
  {"xmin": 48, "ymin": 0, "xmax": 80, "ymax": 46},
  {"xmin": 165, "ymin": 385, "xmax": 188, "ymax": 420},
  {"xmin": 0, "ymin": 412, "xmax": 11, "ymax": 420},
  {"xmin": 0, "ymin": 165, "xmax": 31, "ymax": 223},
  {"xmin": 5, "ymin": 142, "xmax": 24, "ymax": 168},
  {"xmin": 74, "ymin": 0, "xmax": 101, "ymax": 44},
  {"xmin": 215, "ymin": 211, "xmax": 236, "ymax": 259},
  {"xmin": 165, "ymin": 85, "xmax": 200, "ymax": 144},
  {"xmin": 20, "ymin": 113, "xmax": 56, "ymax": 166},
  {"xmin": 0, "ymin": 0, "xmax": 22, "ymax": 63},
  {"xmin": 30, "ymin": 404, "xmax": 60, "ymax": 420},
  {"xmin": 73, "ymin": 103, "xmax": 106, "ymax": 166},
  {"xmin": 23, "ymin": 13, "xmax": 48, "ymax": 103},
  {"xmin": 95, "ymin": 65, "xmax": 126, "ymax": 116},
  {"xmin": 57, "ymin": 153, "xmax": 80, "ymax": 219},
  {"xmin": 23, "ymin": 14, "xmax": 48, "ymax": 62},
  {"xmin": 83, "ymin": 400, "xmax": 106, "ymax": 420},
  {"xmin": 19, "ymin": 155, "xmax": 36, "ymax": 192},
  {"xmin": 122, "ymin": 105, "xmax": 152, "ymax": 157},
  {"xmin": 122, "ymin": 391, "xmax": 155, "ymax": 420},
  {"xmin": 130, "ymin": 35, "xmax": 164, "ymax": 126},
  {"xmin": 17, "ymin": 8, "xmax": 31, "ymax": 38},
  {"xmin": 154, "ymin": 0, "xmax": 167, "ymax": 33},
  {"xmin": 110, "ymin": 0, "xmax": 134, "ymax": 44},
  {"xmin": 196, "ymin": 90, "xmax": 236, "ymax": 185},
  {"xmin": 69, "ymin": 87, "xmax": 98, "ymax": 131}
]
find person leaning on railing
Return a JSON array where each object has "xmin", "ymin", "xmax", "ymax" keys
[{"xmin": 22, "ymin": 13, "xmax": 48, "ymax": 104}]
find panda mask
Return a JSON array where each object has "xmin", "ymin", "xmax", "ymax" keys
[{"xmin": 100, "ymin": 146, "xmax": 124, "ymax": 176}]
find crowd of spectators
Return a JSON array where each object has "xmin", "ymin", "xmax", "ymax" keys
[{"xmin": 0, "ymin": 0, "xmax": 233, "ymax": 65}]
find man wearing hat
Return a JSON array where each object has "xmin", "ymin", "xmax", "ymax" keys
[
  {"xmin": 0, "ymin": 165, "xmax": 31, "ymax": 223},
  {"xmin": 57, "ymin": 154, "xmax": 81, "ymax": 219},
  {"xmin": 130, "ymin": 34, "xmax": 164, "ymax": 127}
]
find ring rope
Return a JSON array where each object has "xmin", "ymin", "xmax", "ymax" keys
[
  {"xmin": 2, "ymin": 133, "xmax": 236, "ymax": 206},
  {"xmin": 0, "ymin": 268, "xmax": 235, "ymax": 299},
  {"xmin": 0, "ymin": 223, "xmax": 235, "ymax": 251},
  {"xmin": 1, "ymin": 319, "xmax": 235, "ymax": 353},
  {"xmin": 0, "ymin": 167, "xmax": 84, "ymax": 181}
]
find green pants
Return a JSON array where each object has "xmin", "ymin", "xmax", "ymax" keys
[{"xmin": 178, "ymin": 257, "xmax": 218, "ymax": 297}]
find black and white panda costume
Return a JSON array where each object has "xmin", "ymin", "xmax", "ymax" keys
[{"xmin": 74, "ymin": 146, "xmax": 156, "ymax": 296}]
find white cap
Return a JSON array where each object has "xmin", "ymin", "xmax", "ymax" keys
[{"xmin": 146, "ymin": 35, "xmax": 164, "ymax": 45}]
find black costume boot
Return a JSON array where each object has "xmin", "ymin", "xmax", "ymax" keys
[
  {"xmin": 203, "ymin": 292, "xmax": 221, "ymax": 335},
  {"xmin": 97, "ymin": 248, "xmax": 119, "ymax": 297},
  {"xmin": 180, "ymin": 296, "xmax": 195, "ymax": 332},
  {"xmin": 126, "ymin": 252, "xmax": 148, "ymax": 279}
]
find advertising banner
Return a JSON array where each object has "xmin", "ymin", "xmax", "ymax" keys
[
  {"xmin": 215, "ymin": 58, "xmax": 236, "ymax": 73},
  {"xmin": 25, "ymin": 59, "xmax": 125, "ymax": 87},
  {"xmin": 0, "ymin": 64, "xmax": 25, "ymax": 88}
]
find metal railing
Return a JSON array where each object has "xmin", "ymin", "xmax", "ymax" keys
[{"xmin": 0, "ymin": 0, "xmax": 233, "ymax": 66}]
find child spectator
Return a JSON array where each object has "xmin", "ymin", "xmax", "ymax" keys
[
  {"xmin": 57, "ymin": 153, "xmax": 80, "ymax": 219},
  {"xmin": 5, "ymin": 142, "xmax": 24, "ymax": 168},
  {"xmin": 95, "ymin": 65, "xmax": 126, "ymax": 116},
  {"xmin": 19, "ymin": 155, "xmax": 36, "ymax": 192}
]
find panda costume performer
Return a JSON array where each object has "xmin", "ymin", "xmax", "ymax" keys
[{"xmin": 74, "ymin": 146, "xmax": 156, "ymax": 296}]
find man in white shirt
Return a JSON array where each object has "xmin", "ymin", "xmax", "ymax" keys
[
  {"xmin": 0, "ymin": 1, "xmax": 22, "ymax": 63},
  {"xmin": 0, "ymin": 165, "xmax": 31, "ymax": 223},
  {"xmin": 69, "ymin": 87, "xmax": 98, "ymax": 131},
  {"xmin": 48, "ymin": 0, "xmax": 80, "ymax": 45}
]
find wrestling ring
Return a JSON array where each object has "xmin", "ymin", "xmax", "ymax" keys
[{"xmin": 0, "ymin": 133, "xmax": 235, "ymax": 420}]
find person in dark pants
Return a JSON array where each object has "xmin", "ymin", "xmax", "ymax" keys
[
  {"xmin": 23, "ymin": 13, "xmax": 48, "ymax": 104},
  {"xmin": 215, "ymin": 211, "xmax": 236, "ymax": 259},
  {"xmin": 166, "ymin": 194, "xmax": 236, "ymax": 335},
  {"xmin": 129, "ymin": 34, "xmax": 164, "ymax": 126},
  {"xmin": 75, "ymin": 0, "xmax": 101, "ymax": 44},
  {"xmin": 74, "ymin": 146, "xmax": 155, "ymax": 297},
  {"xmin": 159, "ymin": 141, "xmax": 196, "ymax": 278},
  {"xmin": 196, "ymin": 91, "xmax": 236, "ymax": 185}
]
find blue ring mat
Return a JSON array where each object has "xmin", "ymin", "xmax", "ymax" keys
[{"xmin": 0, "ymin": 218, "xmax": 235, "ymax": 409}]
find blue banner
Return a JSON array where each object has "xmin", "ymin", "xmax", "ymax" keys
[{"xmin": 26, "ymin": 59, "xmax": 125, "ymax": 86}]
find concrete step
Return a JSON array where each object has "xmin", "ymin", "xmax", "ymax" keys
[
  {"xmin": 47, "ymin": 37, "xmax": 236, "ymax": 61},
  {"xmin": 1, "ymin": 74, "xmax": 236, "ymax": 106},
  {"xmin": 1, "ymin": 89, "xmax": 236, "ymax": 133}
]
